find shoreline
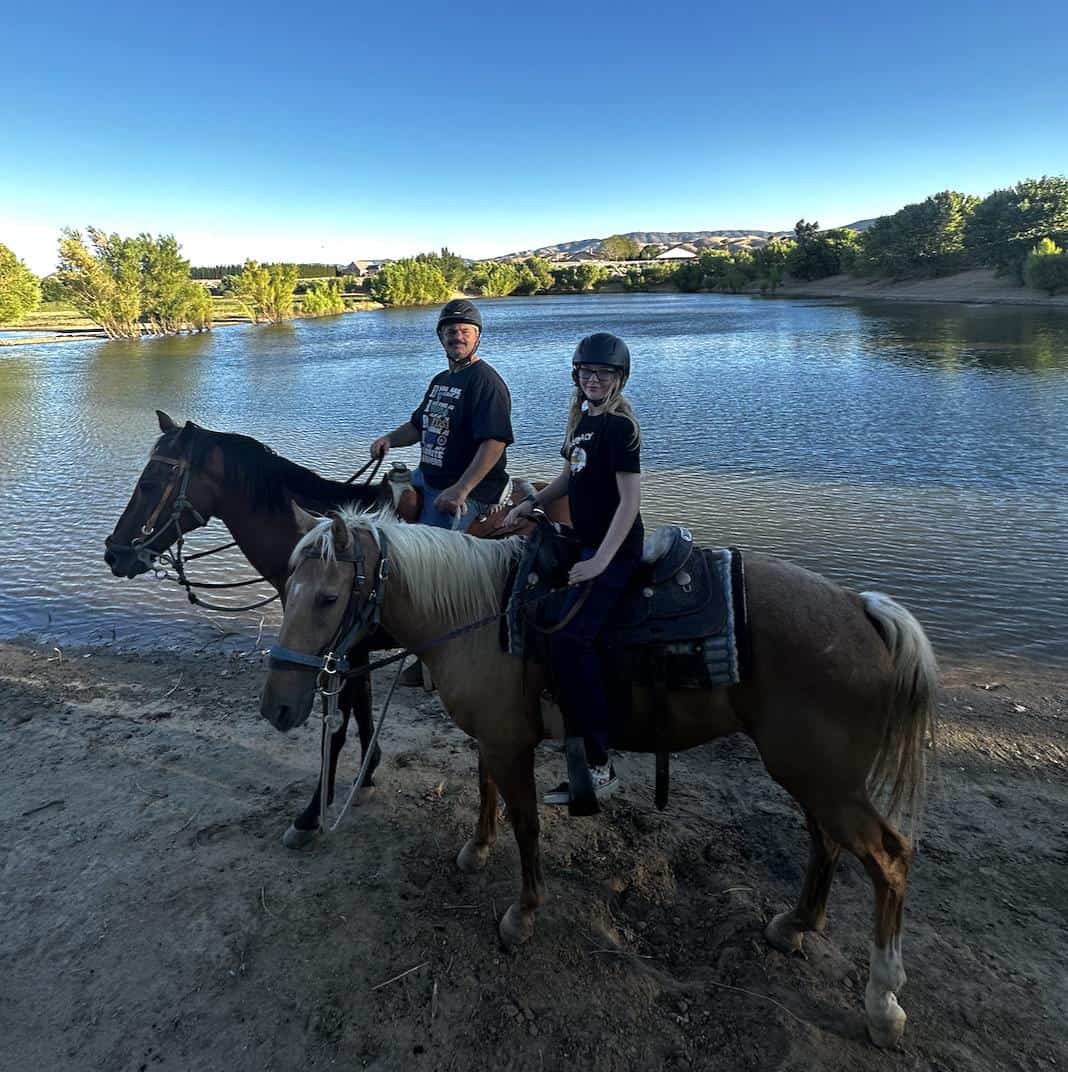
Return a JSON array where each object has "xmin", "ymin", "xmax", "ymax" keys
[
  {"xmin": 0, "ymin": 302, "xmax": 382, "ymax": 347},
  {"xmin": 3, "ymin": 271, "xmax": 1065, "ymax": 347},
  {"xmin": 772, "ymin": 267, "xmax": 1068, "ymax": 308}
]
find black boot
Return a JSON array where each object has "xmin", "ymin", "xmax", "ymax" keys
[{"xmin": 565, "ymin": 736, "xmax": 599, "ymax": 817}]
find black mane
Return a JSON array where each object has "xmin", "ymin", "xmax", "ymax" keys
[{"xmin": 157, "ymin": 423, "xmax": 380, "ymax": 515}]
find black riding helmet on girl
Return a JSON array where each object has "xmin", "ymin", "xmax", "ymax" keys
[{"xmin": 572, "ymin": 332, "xmax": 630, "ymax": 389}]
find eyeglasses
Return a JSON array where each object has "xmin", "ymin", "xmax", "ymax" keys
[{"xmin": 575, "ymin": 366, "xmax": 617, "ymax": 382}]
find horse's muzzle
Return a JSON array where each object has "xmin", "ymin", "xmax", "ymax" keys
[
  {"xmin": 260, "ymin": 676, "xmax": 316, "ymax": 733},
  {"xmin": 104, "ymin": 540, "xmax": 152, "ymax": 578}
]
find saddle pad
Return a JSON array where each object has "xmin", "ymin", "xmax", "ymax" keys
[{"xmin": 505, "ymin": 526, "xmax": 748, "ymax": 690}]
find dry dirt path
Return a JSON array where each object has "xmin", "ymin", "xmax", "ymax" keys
[{"xmin": 1, "ymin": 640, "xmax": 1065, "ymax": 1071}]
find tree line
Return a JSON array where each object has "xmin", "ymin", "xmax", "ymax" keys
[{"xmin": 1, "ymin": 175, "xmax": 1064, "ymax": 331}]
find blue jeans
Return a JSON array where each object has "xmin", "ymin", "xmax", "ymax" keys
[
  {"xmin": 548, "ymin": 548, "xmax": 639, "ymax": 767},
  {"xmin": 411, "ymin": 468, "xmax": 490, "ymax": 531}
]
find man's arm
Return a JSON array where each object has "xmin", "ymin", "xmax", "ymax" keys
[
  {"xmin": 434, "ymin": 439, "xmax": 507, "ymax": 515},
  {"xmin": 370, "ymin": 421, "xmax": 420, "ymax": 459}
]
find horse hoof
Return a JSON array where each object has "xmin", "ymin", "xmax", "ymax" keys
[
  {"xmin": 499, "ymin": 904, "xmax": 535, "ymax": 947},
  {"xmin": 866, "ymin": 1005, "xmax": 907, "ymax": 1049},
  {"xmin": 456, "ymin": 839, "xmax": 490, "ymax": 874},
  {"xmin": 282, "ymin": 823, "xmax": 320, "ymax": 850},
  {"xmin": 765, "ymin": 911, "xmax": 805, "ymax": 954},
  {"xmin": 866, "ymin": 986, "xmax": 907, "ymax": 1048},
  {"xmin": 357, "ymin": 786, "xmax": 377, "ymax": 804}
]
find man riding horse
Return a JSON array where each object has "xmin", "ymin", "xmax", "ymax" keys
[{"xmin": 369, "ymin": 298, "xmax": 514, "ymax": 684}]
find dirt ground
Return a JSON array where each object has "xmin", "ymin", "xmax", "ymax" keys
[{"xmin": 1, "ymin": 637, "xmax": 1065, "ymax": 1072}]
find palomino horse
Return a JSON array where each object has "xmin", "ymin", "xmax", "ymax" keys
[
  {"xmin": 260, "ymin": 508, "xmax": 938, "ymax": 1048},
  {"xmin": 105, "ymin": 411, "xmax": 567, "ymax": 844}
]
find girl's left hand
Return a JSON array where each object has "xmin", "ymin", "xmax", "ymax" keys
[{"xmin": 569, "ymin": 556, "xmax": 608, "ymax": 585}]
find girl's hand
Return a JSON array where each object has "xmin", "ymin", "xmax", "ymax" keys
[
  {"xmin": 569, "ymin": 555, "xmax": 608, "ymax": 585},
  {"xmin": 502, "ymin": 498, "xmax": 535, "ymax": 529}
]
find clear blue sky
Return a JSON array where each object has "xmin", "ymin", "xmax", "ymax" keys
[{"xmin": 4, "ymin": 0, "xmax": 1067, "ymax": 273}]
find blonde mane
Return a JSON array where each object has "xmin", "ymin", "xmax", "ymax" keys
[{"xmin": 291, "ymin": 507, "xmax": 524, "ymax": 627}]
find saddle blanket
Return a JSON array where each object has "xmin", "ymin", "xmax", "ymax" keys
[{"xmin": 504, "ymin": 523, "xmax": 749, "ymax": 691}]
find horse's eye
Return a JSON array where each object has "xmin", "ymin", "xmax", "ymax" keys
[{"xmin": 316, "ymin": 593, "xmax": 339, "ymax": 607}]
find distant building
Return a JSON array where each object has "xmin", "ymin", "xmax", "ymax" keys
[
  {"xmin": 342, "ymin": 260, "xmax": 384, "ymax": 277},
  {"xmin": 655, "ymin": 245, "xmax": 697, "ymax": 261}
]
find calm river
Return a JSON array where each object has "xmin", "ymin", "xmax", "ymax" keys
[{"xmin": 1, "ymin": 293, "xmax": 1066, "ymax": 665}]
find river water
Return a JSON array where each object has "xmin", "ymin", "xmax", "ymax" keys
[{"xmin": 1, "ymin": 293, "xmax": 1066, "ymax": 664}]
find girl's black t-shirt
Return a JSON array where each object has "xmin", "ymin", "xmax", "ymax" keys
[{"xmin": 563, "ymin": 410, "xmax": 644, "ymax": 559}]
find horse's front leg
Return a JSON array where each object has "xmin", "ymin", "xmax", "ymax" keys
[
  {"xmin": 482, "ymin": 745, "xmax": 544, "ymax": 946},
  {"xmin": 457, "ymin": 750, "xmax": 500, "ymax": 873},
  {"xmin": 347, "ymin": 649, "xmax": 381, "ymax": 790},
  {"xmin": 283, "ymin": 709, "xmax": 352, "ymax": 848}
]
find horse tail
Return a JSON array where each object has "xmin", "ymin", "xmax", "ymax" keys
[{"xmin": 860, "ymin": 591, "xmax": 939, "ymax": 833}]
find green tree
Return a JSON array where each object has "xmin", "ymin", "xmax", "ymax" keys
[
  {"xmin": 57, "ymin": 228, "xmax": 144, "ymax": 338},
  {"xmin": 787, "ymin": 220, "xmax": 862, "ymax": 281},
  {"xmin": 512, "ymin": 256, "xmax": 554, "ymax": 295},
  {"xmin": 551, "ymin": 264, "xmax": 606, "ymax": 293},
  {"xmin": 965, "ymin": 176, "xmax": 1068, "ymax": 279},
  {"xmin": 466, "ymin": 261, "xmax": 520, "ymax": 297},
  {"xmin": 752, "ymin": 239, "xmax": 793, "ymax": 294},
  {"xmin": 301, "ymin": 278, "xmax": 347, "ymax": 315},
  {"xmin": 39, "ymin": 274, "xmax": 67, "ymax": 303},
  {"xmin": 0, "ymin": 243, "xmax": 42, "ymax": 322},
  {"xmin": 368, "ymin": 259, "xmax": 452, "ymax": 306},
  {"xmin": 139, "ymin": 234, "xmax": 211, "ymax": 334},
  {"xmin": 57, "ymin": 228, "xmax": 210, "ymax": 337},
  {"xmin": 858, "ymin": 192, "xmax": 978, "ymax": 279},
  {"xmin": 638, "ymin": 244, "xmax": 661, "ymax": 260},
  {"xmin": 1023, "ymin": 238, "xmax": 1068, "ymax": 295},
  {"xmin": 598, "ymin": 234, "xmax": 641, "ymax": 260},
  {"xmin": 231, "ymin": 260, "xmax": 299, "ymax": 322}
]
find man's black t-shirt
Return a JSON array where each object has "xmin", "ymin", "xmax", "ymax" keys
[
  {"xmin": 410, "ymin": 359, "xmax": 513, "ymax": 504},
  {"xmin": 563, "ymin": 410, "xmax": 644, "ymax": 559}
]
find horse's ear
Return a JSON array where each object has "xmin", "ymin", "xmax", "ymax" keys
[
  {"xmin": 157, "ymin": 410, "xmax": 178, "ymax": 432},
  {"xmin": 292, "ymin": 502, "xmax": 319, "ymax": 533},
  {"xmin": 330, "ymin": 512, "xmax": 351, "ymax": 552}
]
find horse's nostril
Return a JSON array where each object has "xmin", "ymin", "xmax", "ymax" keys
[{"xmin": 104, "ymin": 549, "xmax": 116, "ymax": 566}]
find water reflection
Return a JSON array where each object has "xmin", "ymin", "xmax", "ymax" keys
[{"xmin": 2, "ymin": 294, "xmax": 1067, "ymax": 666}]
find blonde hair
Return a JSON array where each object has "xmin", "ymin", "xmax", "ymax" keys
[{"xmin": 563, "ymin": 374, "xmax": 641, "ymax": 453}]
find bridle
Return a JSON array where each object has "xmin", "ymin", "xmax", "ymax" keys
[
  {"xmin": 113, "ymin": 452, "xmax": 208, "ymax": 570},
  {"xmin": 267, "ymin": 528, "xmax": 392, "ymax": 687}
]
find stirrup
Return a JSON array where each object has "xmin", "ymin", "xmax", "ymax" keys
[{"xmin": 565, "ymin": 737, "xmax": 599, "ymax": 817}]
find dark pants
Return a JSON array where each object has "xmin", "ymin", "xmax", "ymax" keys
[{"xmin": 548, "ymin": 548, "xmax": 638, "ymax": 767}]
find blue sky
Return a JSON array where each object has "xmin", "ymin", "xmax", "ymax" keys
[{"xmin": 4, "ymin": 0, "xmax": 1067, "ymax": 273}]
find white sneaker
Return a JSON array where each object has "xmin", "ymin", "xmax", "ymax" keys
[{"xmin": 543, "ymin": 763, "xmax": 618, "ymax": 806}]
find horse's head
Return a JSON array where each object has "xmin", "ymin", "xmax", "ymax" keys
[
  {"xmin": 104, "ymin": 411, "xmax": 219, "ymax": 577},
  {"xmin": 260, "ymin": 505, "xmax": 383, "ymax": 732}
]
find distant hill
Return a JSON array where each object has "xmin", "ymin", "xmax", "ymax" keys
[{"xmin": 497, "ymin": 220, "xmax": 877, "ymax": 261}]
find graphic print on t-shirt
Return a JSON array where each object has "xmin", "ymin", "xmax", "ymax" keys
[
  {"xmin": 568, "ymin": 431, "xmax": 594, "ymax": 476},
  {"xmin": 420, "ymin": 383, "xmax": 463, "ymax": 468}
]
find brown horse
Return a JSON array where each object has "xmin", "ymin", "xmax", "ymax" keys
[
  {"xmin": 105, "ymin": 411, "xmax": 567, "ymax": 844},
  {"xmin": 260, "ymin": 508, "xmax": 938, "ymax": 1048}
]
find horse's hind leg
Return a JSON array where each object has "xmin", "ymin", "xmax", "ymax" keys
[
  {"xmin": 766, "ymin": 811, "xmax": 842, "ymax": 954},
  {"xmin": 828, "ymin": 798, "xmax": 912, "ymax": 1048},
  {"xmin": 457, "ymin": 751, "xmax": 500, "ymax": 873}
]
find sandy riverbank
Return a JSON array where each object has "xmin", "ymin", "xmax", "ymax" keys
[
  {"xmin": 2, "ymin": 637, "xmax": 1064, "ymax": 1071},
  {"xmin": 776, "ymin": 268, "xmax": 1068, "ymax": 307}
]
